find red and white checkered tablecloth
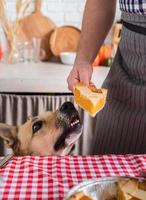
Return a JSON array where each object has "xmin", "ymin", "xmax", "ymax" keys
[{"xmin": 0, "ymin": 155, "xmax": 146, "ymax": 200}]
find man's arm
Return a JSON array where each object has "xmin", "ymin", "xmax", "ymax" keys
[{"xmin": 67, "ymin": 0, "xmax": 117, "ymax": 91}]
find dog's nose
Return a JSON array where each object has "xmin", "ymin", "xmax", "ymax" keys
[{"xmin": 60, "ymin": 102, "xmax": 75, "ymax": 112}]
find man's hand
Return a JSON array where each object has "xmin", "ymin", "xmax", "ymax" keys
[
  {"xmin": 67, "ymin": 63, "xmax": 93, "ymax": 92},
  {"xmin": 67, "ymin": 0, "xmax": 116, "ymax": 92}
]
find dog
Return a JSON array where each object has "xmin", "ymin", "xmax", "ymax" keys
[{"xmin": 0, "ymin": 102, "xmax": 82, "ymax": 156}]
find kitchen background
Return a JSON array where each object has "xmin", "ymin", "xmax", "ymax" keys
[
  {"xmin": 0, "ymin": 0, "xmax": 121, "ymax": 52},
  {"xmin": 0, "ymin": 0, "xmax": 122, "ymax": 155}
]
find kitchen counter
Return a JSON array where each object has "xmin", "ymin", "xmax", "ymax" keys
[{"xmin": 0, "ymin": 62, "xmax": 110, "ymax": 93}]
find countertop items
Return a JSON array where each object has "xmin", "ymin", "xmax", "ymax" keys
[
  {"xmin": 50, "ymin": 26, "xmax": 81, "ymax": 57},
  {"xmin": 0, "ymin": 45, "xmax": 3, "ymax": 61},
  {"xmin": 18, "ymin": 0, "xmax": 56, "ymax": 61},
  {"xmin": 0, "ymin": 62, "xmax": 110, "ymax": 93},
  {"xmin": 60, "ymin": 52, "xmax": 76, "ymax": 65}
]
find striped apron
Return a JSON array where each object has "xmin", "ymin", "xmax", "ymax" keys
[{"xmin": 92, "ymin": 12, "xmax": 146, "ymax": 154}]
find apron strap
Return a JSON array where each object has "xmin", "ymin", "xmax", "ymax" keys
[{"xmin": 123, "ymin": 21, "xmax": 146, "ymax": 35}]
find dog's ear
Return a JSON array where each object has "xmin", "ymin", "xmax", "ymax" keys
[{"xmin": 0, "ymin": 123, "xmax": 18, "ymax": 148}]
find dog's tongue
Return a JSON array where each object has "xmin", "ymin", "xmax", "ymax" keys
[{"xmin": 65, "ymin": 133, "xmax": 82, "ymax": 146}]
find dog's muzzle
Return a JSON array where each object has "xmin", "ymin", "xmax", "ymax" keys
[
  {"xmin": 54, "ymin": 102, "xmax": 82, "ymax": 151},
  {"xmin": 59, "ymin": 102, "xmax": 81, "ymax": 130}
]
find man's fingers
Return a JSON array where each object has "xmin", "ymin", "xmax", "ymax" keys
[
  {"xmin": 68, "ymin": 79, "xmax": 79, "ymax": 92},
  {"xmin": 80, "ymin": 70, "xmax": 90, "ymax": 85},
  {"xmin": 67, "ymin": 71, "xmax": 79, "ymax": 92},
  {"xmin": 67, "ymin": 64, "xmax": 92, "ymax": 91}
]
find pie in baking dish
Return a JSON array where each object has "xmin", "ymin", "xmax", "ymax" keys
[
  {"xmin": 118, "ymin": 179, "xmax": 146, "ymax": 200},
  {"xmin": 68, "ymin": 191, "xmax": 92, "ymax": 200},
  {"xmin": 68, "ymin": 179, "xmax": 146, "ymax": 200}
]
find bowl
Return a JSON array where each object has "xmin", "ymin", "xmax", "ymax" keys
[{"xmin": 60, "ymin": 52, "xmax": 76, "ymax": 65}]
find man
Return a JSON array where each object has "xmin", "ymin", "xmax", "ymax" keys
[{"xmin": 67, "ymin": 0, "xmax": 146, "ymax": 154}]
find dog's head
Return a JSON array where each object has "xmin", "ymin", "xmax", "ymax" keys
[{"xmin": 0, "ymin": 102, "xmax": 82, "ymax": 156}]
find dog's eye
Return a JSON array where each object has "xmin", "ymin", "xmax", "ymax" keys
[{"xmin": 32, "ymin": 121, "xmax": 43, "ymax": 134}]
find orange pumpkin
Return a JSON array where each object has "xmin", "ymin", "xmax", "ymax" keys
[
  {"xmin": 92, "ymin": 54, "xmax": 100, "ymax": 66},
  {"xmin": 0, "ymin": 45, "xmax": 3, "ymax": 61},
  {"xmin": 92, "ymin": 44, "xmax": 112, "ymax": 67}
]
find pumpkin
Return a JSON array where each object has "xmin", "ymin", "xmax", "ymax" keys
[
  {"xmin": 92, "ymin": 54, "xmax": 100, "ymax": 66},
  {"xmin": 0, "ymin": 45, "xmax": 3, "ymax": 61},
  {"xmin": 92, "ymin": 44, "xmax": 112, "ymax": 67}
]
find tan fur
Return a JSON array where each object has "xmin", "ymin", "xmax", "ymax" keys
[{"xmin": 0, "ymin": 103, "xmax": 82, "ymax": 156}]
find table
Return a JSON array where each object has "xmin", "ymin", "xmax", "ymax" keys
[
  {"xmin": 0, "ymin": 62, "xmax": 109, "ymax": 93},
  {"xmin": 0, "ymin": 63, "xmax": 110, "ymax": 156},
  {"xmin": 0, "ymin": 155, "xmax": 146, "ymax": 199}
]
